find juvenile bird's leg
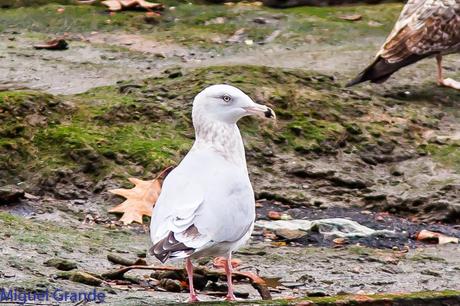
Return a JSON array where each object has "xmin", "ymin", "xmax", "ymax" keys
[
  {"xmin": 436, "ymin": 55, "xmax": 460, "ymax": 90},
  {"xmin": 224, "ymin": 254, "xmax": 237, "ymax": 301},
  {"xmin": 185, "ymin": 258, "xmax": 199, "ymax": 302}
]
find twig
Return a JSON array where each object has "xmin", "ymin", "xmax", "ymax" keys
[{"xmin": 101, "ymin": 265, "xmax": 272, "ymax": 300}]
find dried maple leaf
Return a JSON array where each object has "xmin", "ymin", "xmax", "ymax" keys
[
  {"xmin": 416, "ymin": 229, "xmax": 459, "ymax": 244},
  {"xmin": 109, "ymin": 166, "xmax": 173, "ymax": 224},
  {"xmin": 33, "ymin": 38, "xmax": 68, "ymax": 50}
]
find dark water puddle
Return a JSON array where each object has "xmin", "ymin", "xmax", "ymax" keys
[{"xmin": 256, "ymin": 200, "xmax": 460, "ymax": 249}]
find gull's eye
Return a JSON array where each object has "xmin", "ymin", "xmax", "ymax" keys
[{"xmin": 222, "ymin": 94, "xmax": 232, "ymax": 103}]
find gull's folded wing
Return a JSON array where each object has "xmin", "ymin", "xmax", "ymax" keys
[{"xmin": 149, "ymin": 149, "xmax": 254, "ymax": 262}]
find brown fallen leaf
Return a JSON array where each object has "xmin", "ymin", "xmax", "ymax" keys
[
  {"xmin": 33, "ymin": 38, "xmax": 68, "ymax": 50},
  {"xmin": 416, "ymin": 230, "xmax": 459, "ymax": 244},
  {"xmin": 267, "ymin": 210, "xmax": 281, "ymax": 220},
  {"xmin": 333, "ymin": 237, "xmax": 348, "ymax": 245},
  {"xmin": 109, "ymin": 166, "xmax": 173, "ymax": 224},
  {"xmin": 339, "ymin": 14, "xmax": 362, "ymax": 21},
  {"xmin": 144, "ymin": 11, "xmax": 161, "ymax": 24}
]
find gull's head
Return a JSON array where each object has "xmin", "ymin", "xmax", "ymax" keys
[{"xmin": 192, "ymin": 84, "xmax": 275, "ymax": 125}]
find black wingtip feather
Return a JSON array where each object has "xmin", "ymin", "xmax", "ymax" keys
[{"xmin": 149, "ymin": 232, "xmax": 195, "ymax": 263}]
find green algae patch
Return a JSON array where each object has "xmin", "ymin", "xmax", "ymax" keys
[
  {"xmin": 1, "ymin": 65, "xmax": 459, "ymax": 199},
  {"xmin": 424, "ymin": 142, "xmax": 460, "ymax": 173}
]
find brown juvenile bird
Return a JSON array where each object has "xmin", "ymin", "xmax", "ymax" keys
[{"xmin": 347, "ymin": 0, "xmax": 460, "ymax": 90}]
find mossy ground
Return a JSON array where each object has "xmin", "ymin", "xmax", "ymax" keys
[
  {"xmin": 1, "ymin": 65, "xmax": 458, "ymax": 194},
  {"xmin": 0, "ymin": 2, "xmax": 402, "ymax": 49}
]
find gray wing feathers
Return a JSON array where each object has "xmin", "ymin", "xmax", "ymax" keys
[{"xmin": 149, "ymin": 149, "xmax": 255, "ymax": 261}]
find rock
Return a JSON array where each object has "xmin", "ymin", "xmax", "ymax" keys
[
  {"xmin": 281, "ymin": 281, "xmax": 304, "ymax": 288},
  {"xmin": 107, "ymin": 253, "xmax": 147, "ymax": 266},
  {"xmin": 256, "ymin": 218, "xmax": 399, "ymax": 239},
  {"xmin": 151, "ymin": 270, "xmax": 184, "ymax": 281},
  {"xmin": 363, "ymin": 192, "xmax": 386, "ymax": 201},
  {"xmin": 421, "ymin": 270, "xmax": 441, "ymax": 277},
  {"xmin": 54, "ymin": 271, "xmax": 74, "ymax": 279},
  {"xmin": 164, "ymin": 68, "xmax": 182, "ymax": 79},
  {"xmin": 307, "ymin": 291, "xmax": 328, "ymax": 297},
  {"xmin": 253, "ymin": 17, "xmax": 268, "ymax": 24},
  {"xmin": 44, "ymin": 258, "xmax": 77, "ymax": 271},
  {"xmin": 330, "ymin": 174, "xmax": 370, "ymax": 189},
  {"xmin": 159, "ymin": 278, "xmax": 182, "ymax": 292},
  {"xmin": 275, "ymin": 228, "xmax": 307, "ymax": 240},
  {"xmin": 69, "ymin": 272, "xmax": 103, "ymax": 286},
  {"xmin": 191, "ymin": 273, "xmax": 208, "ymax": 291},
  {"xmin": 0, "ymin": 185, "xmax": 25, "ymax": 204}
]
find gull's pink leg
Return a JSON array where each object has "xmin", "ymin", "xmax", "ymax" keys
[
  {"xmin": 185, "ymin": 258, "xmax": 199, "ymax": 303},
  {"xmin": 224, "ymin": 254, "xmax": 237, "ymax": 301},
  {"xmin": 437, "ymin": 55, "xmax": 460, "ymax": 90}
]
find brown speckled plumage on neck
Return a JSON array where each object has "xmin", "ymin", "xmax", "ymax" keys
[{"xmin": 191, "ymin": 111, "xmax": 246, "ymax": 167}]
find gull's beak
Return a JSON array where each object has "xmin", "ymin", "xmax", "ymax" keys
[{"xmin": 243, "ymin": 103, "xmax": 276, "ymax": 119}]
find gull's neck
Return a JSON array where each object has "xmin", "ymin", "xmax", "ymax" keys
[{"xmin": 192, "ymin": 115, "xmax": 247, "ymax": 167}]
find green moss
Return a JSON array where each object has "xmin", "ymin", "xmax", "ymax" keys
[
  {"xmin": 0, "ymin": 65, "xmax": 458, "ymax": 192},
  {"xmin": 424, "ymin": 143, "xmax": 460, "ymax": 173}
]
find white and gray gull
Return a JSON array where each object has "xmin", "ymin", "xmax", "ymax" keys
[{"xmin": 149, "ymin": 84, "xmax": 275, "ymax": 302}]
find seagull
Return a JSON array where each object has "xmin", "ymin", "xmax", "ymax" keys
[
  {"xmin": 149, "ymin": 84, "xmax": 275, "ymax": 302},
  {"xmin": 347, "ymin": 0, "xmax": 460, "ymax": 90}
]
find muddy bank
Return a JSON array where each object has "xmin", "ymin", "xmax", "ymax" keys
[
  {"xmin": 1, "ymin": 65, "xmax": 459, "ymax": 224},
  {"xmin": 0, "ymin": 206, "xmax": 459, "ymax": 305}
]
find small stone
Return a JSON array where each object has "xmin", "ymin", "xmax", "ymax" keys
[
  {"xmin": 69, "ymin": 272, "xmax": 103, "ymax": 286},
  {"xmin": 307, "ymin": 291, "xmax": 327, "ymax": 297},
  {"xmin": 253, "ymin": 17, "xmax": 268, "ymax": 24},
  {"xmin": 421, "ymin": 269, "xmax": 441, "ymax": 277},
  {"xmin": 281, "ymin": 281, "xmax": 304, "ymax": 288},
  {"xmin": 44, "ymin": 258, "xmax": 77, "ymax": 271},
  {"xmin": 159, "ymin": 278, "xmax": 182, "ymax": 292},
  {"xmin": 0, "ymin": 185, "xmax": 25, "ymax": 204},
  {"xmin": 274, "ymin": 228, "xmax": 307, "ymax": 240},
  {"xmin": 55, "ymin": 271, "xmax": 74, "ymax": 279}
]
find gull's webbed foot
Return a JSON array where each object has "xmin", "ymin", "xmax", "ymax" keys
[
  {"xmin": 187, "ymin": 294, "xmax": 201, "ymax": 303},
  {"xmin": 225, "ymin": 293, "xmax": 237, "ymax": 301},
  {"xmin": 439, "ymin": 78, "xmax": 460, "ymax": 90}
]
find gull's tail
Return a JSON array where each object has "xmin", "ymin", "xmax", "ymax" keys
[{"xmin": 346, "ymin": 54, "xmax": 430, "ymax": 87}]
